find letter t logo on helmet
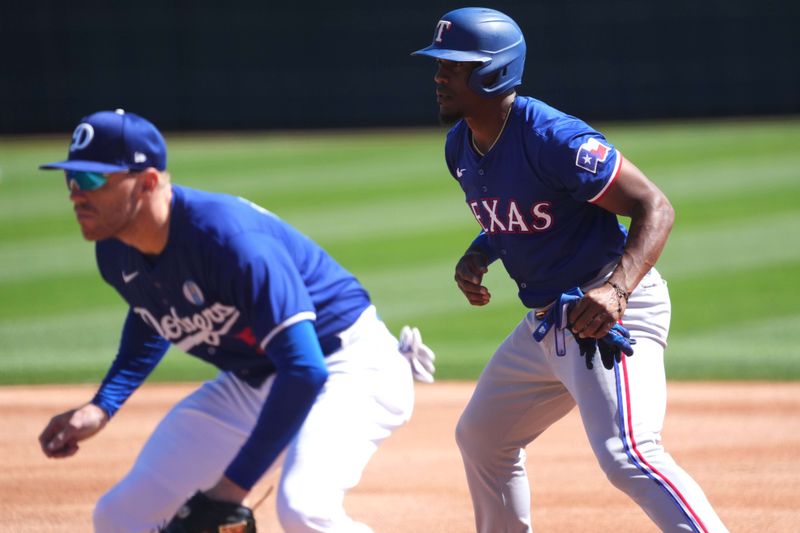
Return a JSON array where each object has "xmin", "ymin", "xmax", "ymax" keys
[
  {"xmin": 434, "ymin": 20, "xmax": 452, "ymax": 43},
  {"xmin": 412, "ymin": 7, "xmax": 527, "ymax": 97}
]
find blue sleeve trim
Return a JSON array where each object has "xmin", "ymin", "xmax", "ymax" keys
[
  {"xmin": 224, "ymin": 319, "xmax": 329, "ymax": 489},
  {"xmin": 259, "ymin": 311, "xmax": 317, "ymax": 351},
  {"xmin": 91, "ymin": 309, "xmax": 170, "ymax": 417},
  {"xmin": 469, "ymin": 231, "xmax": 499, "ymax": 263}
]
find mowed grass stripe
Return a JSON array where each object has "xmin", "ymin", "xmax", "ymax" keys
[
  {"xmin": 359, "ymin": 260, "xmax": 522, "ymax": 320},
  {"xmin": 659, "ymin": 211, "xmax": 800, "ymax": 279},
  {"xmin": 0, "ymin": 186, "xmax": 72, "ymax": 221},
  {"xmin": 671, "ymin": 185, "xmax": 800, "ymax": 226},
  {"xmin": 278, "ymin": 194, "xmax": 465, "ymax": 243},
  {"xmin": 3, "ymin": 358, "xmax": 216, "ymax": 385},
  {"xmin": 0, "ymin": 211, "xmax": 75, "ymax": 243},
  {"xmin": 649, "ymin": 153, "xmax": 798, "ymax": 200},
  {"xmin": 605, "ymin": 119, "xmax": 800, "ymax": 167},
  {"xmin": 665, "ymin": 314, "xmax": 800, "ymax": 381},
  {"xmin": 0, "ymin": 237, "xmax": 96, "ymax": 283},
  {"xmin": 0, "ymin": 271, "xmax": 119, "ymax": 319},
  {"xmin": 667, "ymin": 260, "xmax": 799, "ymax": 333},
  {"xmin": 0, "ymin": 306, "xmax": 216, "ymax": 384},
  {"xmin": 323, "ymin": 226, "xmax": 476, "ymax": 273}
]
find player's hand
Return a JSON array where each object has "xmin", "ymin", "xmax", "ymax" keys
[
  {"xmin": 38, "ymin": 403, "xmax": 109, "ymax": 458},
  {"xmin": 454, "ymin": 251, "xmax": 491, "ymax": 306},
  {"xmin": 568, "ymin": 284, "xmax": 626, "ymax": 339},
  {"xmin": 575, "ymin": 324, "xmax": 636, "ymax": 370}
]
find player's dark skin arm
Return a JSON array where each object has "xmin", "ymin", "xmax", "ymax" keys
[
  {"xmin": 455, "ymin": 250, "xmax": 491, "ymax": 306},
  {"xmin": 569, "ymin": 157, "xmax": 675, "ymax": 338}
]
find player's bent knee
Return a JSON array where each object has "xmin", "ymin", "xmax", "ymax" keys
[
  {"xmin": 596, "ymin": 436, "xmax": 665, "ymax": 492},
  {"xmin": 276, "ymin": 503, "xmax": 310, "ymax": 532},
  {"xmin": 276, "ymin": 489, "xmax": 335, "ymax": 533},
  {"xmin": 94, "ymin": 481, "xmax": 177, "ymax": 533},
  {"xmin": 455, "ymin": 411, "xmax": 499, "ymax": 461},
  {"xmin": 455, "ymin": 413, "xmax": 479, "ymax": 455},
  {"xmin": 94, "ymin": 489, "xmax": 131, "ymax": 533},
  {"xmin": 599, "ymin": 457, "xmax": 641, "ymax": 492}
]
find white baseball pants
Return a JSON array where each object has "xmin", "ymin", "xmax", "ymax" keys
[
  {"xmin": 93, "ymin": 306, "xmax": 414, "ymax": 533},
  {"xmin": 455, "ymin": 268, "xmax": 728, "ymax": 532}
]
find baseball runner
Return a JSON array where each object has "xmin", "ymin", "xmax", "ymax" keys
[
  {"xmin": 413, "ymin": 7, "xmax": 728, "ymax": 532},
  {"xmin": 37, "ymin": 109, "xmax": 435, "ymax": 532}
]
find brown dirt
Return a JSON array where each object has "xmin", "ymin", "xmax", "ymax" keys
[{"xmin": 1, "ymin": 381, "xmax": 798, "ymax": 532}]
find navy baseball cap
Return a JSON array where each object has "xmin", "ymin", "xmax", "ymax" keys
[{"xmin": 40, "ymin": 109, "xmax": 167, "ymax": 173}]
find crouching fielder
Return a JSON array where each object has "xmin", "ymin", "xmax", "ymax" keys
[{"xmin": 37, "ymin": 109, "xmax": 436, "ymax": 532}]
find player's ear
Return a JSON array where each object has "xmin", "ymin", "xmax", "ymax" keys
[{"xmin": 139, "ymin": 168, "xmax": 160, "ymax": 192}]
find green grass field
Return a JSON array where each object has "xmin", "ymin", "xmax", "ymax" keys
[{"xmin": 1, "ymin": 118, "xmax": 799, "ymax": 384}]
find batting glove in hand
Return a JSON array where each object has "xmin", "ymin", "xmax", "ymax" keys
[
  {"xmin": 533, "ymin": 287, "xmax": 636, "ymax": 370},
  {"xmin": 576, "ymin": 323, "xmax": 636, "ymax": 370},
  {"xmin": 398, "ymin": 326, "xmax": 436, "ymax": 383},
  {"xmin": 160, "ymin": 491, "xmax": 256, "ymax": 533}
]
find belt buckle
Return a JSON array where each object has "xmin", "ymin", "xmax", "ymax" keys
[{"xmin": 534, "ymin": 301, "xmax": 555, "ymax": 320}]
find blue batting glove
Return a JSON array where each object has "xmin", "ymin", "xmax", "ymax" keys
[{"xmin": 596, "ymin": 323, "xmax": 637, "ymax": 369}]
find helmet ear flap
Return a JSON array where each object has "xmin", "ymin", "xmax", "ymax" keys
[
  {"xmin": 468, "ymin": 49, "xmax": 525, "ymax": 97},
  {"xmin": 468, "ymin": 62, "xmax": 491, "ymax": 94}
]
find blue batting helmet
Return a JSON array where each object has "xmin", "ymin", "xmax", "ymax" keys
[{"xmin": 412, "ymin": 7, "xmax": 526, "ymax": 97}]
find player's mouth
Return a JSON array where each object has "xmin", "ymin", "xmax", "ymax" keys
[
  {"xmin": 436, "ymin": 92, "xmax": 455, "ymax": 105},
  {"xmin": 74, "ymin": 206, "xmax": 97, "ymax": 223},
  {"xmin": 436, "ymin": 86, "xmax": 455, "ymax": 103}
]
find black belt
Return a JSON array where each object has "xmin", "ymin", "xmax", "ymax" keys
[
  {"xmin": 233, "ymin": 333, "xmax": 342, "ymax": 388},
  {"xmin": 319, "ymin": 334, "xmax": 342, "ymax": 356},
  {"xmin": 232, "ymin": 365, "xmax": 273, "ymax": 388},
  {"xmin": 231, "ymin": 335, "xmax": 342, "ymax": 388}
]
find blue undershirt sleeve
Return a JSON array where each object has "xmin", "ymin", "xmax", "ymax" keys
[
  {"xmin": 468, "ymin": 231, "xmax": 500, "ymax": 263},
  {"xmin": 91, "ymin": 309, "xmax": 170, "ymax": 417},
  {"xmin": 224, "ymin": 319, "xmax": 329, "ymax": 490}
]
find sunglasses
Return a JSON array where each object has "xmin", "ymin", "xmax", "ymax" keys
[{"xmin": 65, "ymin": 170, "xmax": 108, "ymax": 192}]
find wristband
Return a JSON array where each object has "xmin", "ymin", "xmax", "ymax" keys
[{"xmin": 605, "ymin": 280, "xmax": 630, "ymax": 302}]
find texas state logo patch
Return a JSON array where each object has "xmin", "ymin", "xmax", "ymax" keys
[{"xmin": 575, "ymin": 138, "xmax": 612, "ymax": 174}]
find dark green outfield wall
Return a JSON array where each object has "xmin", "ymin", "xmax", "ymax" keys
[{"xmin": 1, "ymin": 0, "xmax": 797, "ymax": 133}]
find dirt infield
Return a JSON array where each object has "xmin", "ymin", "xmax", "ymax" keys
[{"xmin": 2, "ymin": 381, "xmax": 798, "ymax": 532}]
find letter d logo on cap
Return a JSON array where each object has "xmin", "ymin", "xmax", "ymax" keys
[{"xmin": 69, "ymin": 123, "xmax": 94, "ymax": 152}]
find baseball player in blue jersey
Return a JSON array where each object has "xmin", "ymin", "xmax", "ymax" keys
[
  {"xmin": 413, "ymin": 7, "xmax": 728, "ymax": 533},
  {"xmin": 36, "ymin": 109, "xmax": 435, "ymax": 532}
]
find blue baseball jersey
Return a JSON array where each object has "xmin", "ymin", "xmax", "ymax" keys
[
  {"xmin": 92, "ymin": 185, "xmax": 370, "ymax": 413},
  {"xmin": 445, "ymin": 96, "xmax": 627, "ymax": 308}
]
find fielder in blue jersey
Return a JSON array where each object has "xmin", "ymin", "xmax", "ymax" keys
[
  {"xmin": 414, "ymin": 8, "xmax": 728, "ymax": 533},
  {"xmin": 37, "ymin": 109, "xmax": 435, "ymax": 533}
]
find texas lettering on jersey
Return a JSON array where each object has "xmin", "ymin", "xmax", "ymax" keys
[
  {"xmin": 133, "ymin": 303, "xmax": 241, "ymax": 351},
  {"xmin": 468, "ymin": 199, "xmax": 553, "ymax": 234}
]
